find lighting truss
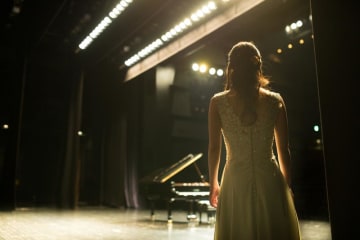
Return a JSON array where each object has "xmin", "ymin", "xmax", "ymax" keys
[
  {"xmin": 125, "ymin": 0, "xmax": 265, "ymax": 81},
  {"xmin": 124, "ymin": 1, "xmax": 218, "ymax": 67},
  {"xmin": 77, "ymin": 0, "xmax": 134, "ymax": 50}
]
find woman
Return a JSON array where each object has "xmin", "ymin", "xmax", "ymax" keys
[{"xmin": 208, "ymin": 41, "xmax": 301, "ymax": 239}]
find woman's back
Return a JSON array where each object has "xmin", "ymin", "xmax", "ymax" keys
[
  {"xmin": 211, "ymin": 88, "xmax": 301, "ymax": 239},
  {"xmin": 213, "ymin": 88, "xmax": 281, "ymax": 164}
]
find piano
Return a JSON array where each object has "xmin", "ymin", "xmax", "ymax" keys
[{"xmin": 140, "ymin": 153, "xmax": 210, "ymax": 222}]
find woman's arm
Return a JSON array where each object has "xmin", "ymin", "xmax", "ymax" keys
[
  {"xmin": 208, "ymin": 96, "xmax": 222, "ymax": 207},
  {"xmin": 274, "ymin": 96, "xmax": 292, "ymax": 187}
]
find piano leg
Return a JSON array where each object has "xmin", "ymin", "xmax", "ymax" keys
[
  {"xmin": 167, "ymin": 198, "xmax": 174, "ymax": 223},
  {"xmin": 197, "ymin": 200, "xmax": 216, "ymax": 224},
  {"xmin": 147, "ymin": 195, "xmax": 159, "ymax": 220},
  {"xmin": 150, "ymin": 200, "xmax": 155, "ymax": 220},
  {"xmin": 186, "ymin": 199, "xmax": 198, "ymax": 221}
]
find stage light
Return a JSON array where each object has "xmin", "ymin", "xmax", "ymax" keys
[
  {"xmin": 124, "ymin": 1, "xmax": 219, "ymax": 67},
  {"xmin": 192, "ymin": 63, "xmax": 200, "ymax": 71},
  {"xmin": 209, "ymin": 67, "xmax": 216, "ymax": 75},
  {"xmin": 216, "ymin": 69, "xmax": 224, "ymax": 77},
  {"xmin": 77, "ymin": 0, "xmax": 134, "ymax": 51},
  {"xmin": 285, "ymin": 19, "xmax": 304, "ymax": 35},
  {"xmin": 125, "ymin": 0, "xmax": 264, "ymax": 81},
  {"xmin": 191, "ymin": 62, "xmax": 224, "ymax": 77},
  {"xmin": 199, "ymin": 64, "xmax": 208, "ymax": 73},
  {"xmin": 313, "ymin": 125, "xmax": 320, "ymax": 132}
]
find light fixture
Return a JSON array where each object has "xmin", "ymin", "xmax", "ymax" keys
[
  {"xmin": 77, "ymin": 0, "xmax": 134, "ymax": 51},
  {"xmin": 124, "ymin": 1, "xmax": 218, "ymax": 67},
  {"xmin": 125, "ymin": 0, "xmax": 265, "ymax": 81},
  {"xmin": 285, "ymin": 19, "xmax": 303, "ymax": 35},
  {"xmin": 192, "ymin": 62, "xmax": 224, "ymax": 77}
]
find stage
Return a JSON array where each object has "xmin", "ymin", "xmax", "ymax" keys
[{"xmin": 0, "ymin": 206, "xmax": 331, "ymax": 239}]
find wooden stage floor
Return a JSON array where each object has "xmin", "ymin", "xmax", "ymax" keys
[{"xmin": 0, "ymin": 206, "xmax": 331, "ymax": 240}]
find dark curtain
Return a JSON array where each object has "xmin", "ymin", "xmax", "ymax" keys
[
  {"xmin": 97, "ymin": 67, "xmax": 141, "ymax": 209},
  {"xmin": 123, "ymin": 79, "xmax": 142, "ymax": 209},
  {"xmin": 101, "ymin": 116, "xmax": 127, "ymax": 208},
  {"xmin": 58, "ymin": 71, "xmax": 83, "ymax": 209},
  {"xmin": 123, "ymin": 113, "xmax": 140, "ymax": 209},
  {"xmin": 311, "ymin": 0, "xmax": 359, "ymax": 238}
]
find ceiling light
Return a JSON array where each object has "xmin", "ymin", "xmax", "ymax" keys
[
  {"xmin": 77, "ymin": 0, "xmax": 134, "ymax": 51},
  {"xmin": 125, "ymin": 0, "xmax": 263, "ymax": 81},
  {"xmin": 192, "ymin": 63, "xmax": 200, "ymax": 71},
  {"xmin": 209, "ymin": 68, "xmax": 216, "ymax": 75},
  {"xmin": 124, "ymin": 1, "xmax": 218, "ymax": 67}
]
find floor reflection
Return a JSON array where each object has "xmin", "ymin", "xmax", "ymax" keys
[{"xmin": 0, "ymin": 207, "xmax": 331, "ymax": 240}]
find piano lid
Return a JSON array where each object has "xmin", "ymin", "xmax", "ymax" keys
[{"xmin": 149, "ymin": 153, "xmax": 203, "ymax": 184}]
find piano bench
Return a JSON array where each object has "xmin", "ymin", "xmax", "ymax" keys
[{"xmin": 197, "ymin": 200, "xmax": 216, "ymax": 224}]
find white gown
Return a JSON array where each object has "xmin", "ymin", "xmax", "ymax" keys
[{"xmin": 212, "ymin": 90, "xmax": 301, "ymax": 240}]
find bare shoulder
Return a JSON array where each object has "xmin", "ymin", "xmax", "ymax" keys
[
  {"xmin": 213, "ymin": 90, "xmax": 228, "ymax": 98},
  {"xmin": 259, "ymin": 88, "xmax": 285, "ymax": 110},
  {"xmin": 260, "ymin": 88, "xmax": 282, "ymax": 100},
  {"xmin": 211, "ymin": 90, "xmax": 229, "ymax": 101}
]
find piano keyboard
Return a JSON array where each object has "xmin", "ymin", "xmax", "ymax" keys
[
  {"xmin": 174, "ymin": 191, "xmax": 209, "ymax": 196},
  {"xmin": 171, "ymin": 181, "xmax": 210, "ymax": 197}
]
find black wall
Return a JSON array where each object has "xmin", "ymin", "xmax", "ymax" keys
[{"xmin": 311, "ymin": 0, "xmax": 360, "ymax": 238}]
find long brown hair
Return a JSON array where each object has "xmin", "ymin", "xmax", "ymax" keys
[{"xmin": 225, "ymin": 41, "xmax": 269, "ymax": 125}]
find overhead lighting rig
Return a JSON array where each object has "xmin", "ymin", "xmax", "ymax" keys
[
  {"xmin": 77, "ymin": 0, "xmax": 134, "ymax": 51},
  {"xmin": 124, "ymin": 1, "xmax": 219, "ymax": 67}
]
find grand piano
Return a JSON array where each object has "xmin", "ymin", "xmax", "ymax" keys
[{"xmin": 140, "ymin": 153, "xmax": 213, "ymax": 222}]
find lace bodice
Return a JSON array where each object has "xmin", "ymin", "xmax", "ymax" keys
[{"xmin": 213, "ymin": 90, "xmax": 282, "ymax": 165}]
